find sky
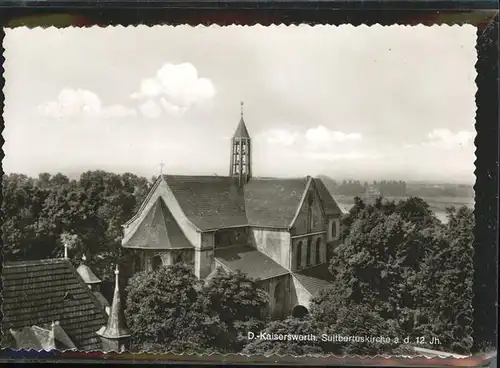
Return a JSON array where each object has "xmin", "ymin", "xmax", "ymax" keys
[{"xmin": 3, "ymin": 25, "xmax": 477, "ymax": 184}]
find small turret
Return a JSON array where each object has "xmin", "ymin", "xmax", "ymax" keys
[
  {"xmin": 229, "ymin": 101, "xmax": 252, "ymax": 186},
  {"xmin": 96, "ymin": 265, "xmax": 130, "ymax": 352}
]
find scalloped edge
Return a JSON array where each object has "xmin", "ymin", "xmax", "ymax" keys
[{"xmin": 0, "ymin": 19, "xmax": 493, "ymax": 363}]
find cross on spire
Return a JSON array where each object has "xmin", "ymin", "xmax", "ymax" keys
[
  {"xmin": 240, "ymin": 101, "xmax": 244, "ymax": 118},
  {"xmin": 159, "ymin": 161, "xmax": 165, "ymax": 175}
]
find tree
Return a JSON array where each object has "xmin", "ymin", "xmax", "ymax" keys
[
  {"xmin": 395, "ymin": 197, "xmax": 439, "ymax": 228},
  {"xmin": 310, "ymin": 287, "xmax": 401, "ymax": 355},
  {"xmin": 125, "ymin": 264, "xmax": 219, "ymax": 353},
  {"xmin": 426, "ymin": 206, "xmax": 474, "ymax": 354},
  {"xmin": 200, "ymin": 269, "xmax": 270, "ymax": 353},
  {"xmin": 330, "ymin": 196, "xmax": 475, "ymax": 355},
  {"xmin": 242, "ymin": 317, "xmax": 324, "ymax": 356}
]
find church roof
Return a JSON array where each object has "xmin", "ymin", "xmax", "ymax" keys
[
  {"xmin": 164, "ymin": 175, "xmax": 322, "ymax": 230},
  {"xmin": 124, "ymin": 197, "xmax": 192, "ymax": 249},
  {"xmin": 244, "ymin": 177, "xmax": 309, "ymax": 228},
  {"xmin": 233, "ymin": 117, "xmax": 250, "ymax": 139},
  {"xmin": 164, "ymin": 175, "xmax": 248, "ymax": 230},
  {"xmin": 2, "ymin": 259, "xmax": 107, "ymax": 351},
  {"xmin": 214, "ymin": 246, "xmax": 289, "ymax": 280},
  {"xmin": 76, "ymin": 263, "xmax": 101, "ymax": 284},
  {"xmin": 314, "ymin": 178, "xmax": 343, "ymax": 216},
  {"xmin": 124, "ymin": 175, "xmax": 341, "ymax": 235},
  {"xmin": 292, "ymin": 263, "xmax": 334, "ymax": 297}
]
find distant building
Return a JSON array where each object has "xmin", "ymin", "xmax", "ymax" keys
[
  {"xmin": 121, "ymin": 104, "xmax": 343, "ymax": 318},
  {"xmin": 2, "ymin": 255, "xmax": 130, "ymax": 352}
]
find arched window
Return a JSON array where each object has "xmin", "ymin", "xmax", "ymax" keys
[
  {"xmin": 306, "ymin": 238, "xmax": 312, "ymax": 267},
  {"xmin": 292, "ymin": 305, "xmax": 309, "ymax": 319},
  {"xmin": 331, "ymin": 219, "xmax": 338, "ymax": 239},
  {"xmin": 315, "ymin": 238, "xmax": 321, "ymax": 264},
  {"xmin": 296, "ymin": 241, "xmax": 302, "ymax": 270},
  {"xmin": 151, "ymin": 255, "xmax": 163, "ymax": 271}
]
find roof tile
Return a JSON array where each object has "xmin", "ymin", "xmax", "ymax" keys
[
  {"xmin": 2, "ymin": 259, "xmax": 107, "ymax": 351},
  {"xmin": 214, "ymin": 246, "xmax": 289, "ymax": 280},
  {"xmin": 123, "ymin": 197, "xmax": 193, "ymax": 249},
  {"xmin": 292, "ymin": 263, "xmax": 334, "ymax": 297}
]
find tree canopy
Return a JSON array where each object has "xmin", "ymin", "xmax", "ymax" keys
[{"xmin": 125, "ymin": 265, "xmax": 269, "ymax": 353}]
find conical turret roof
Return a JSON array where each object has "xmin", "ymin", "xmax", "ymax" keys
[
  {"xmin": 97, "ymin": 265, "xmax": 130, "ymax": 339},
  {"xmin": 233, "ymin": 101, "xmax": 250, "ymax": 139},
  {"xmin": 233, "ymin": 117, "xmax": 250, "ymax": 139}
]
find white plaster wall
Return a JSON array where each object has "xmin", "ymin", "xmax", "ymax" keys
[
  {"xmin": 195, "ymin": 249, "xmax": 214, "ymax": 279},
  {"xmin": 250, "ymin": 228, "xmax": 290, "ymax": 269},
  {"xmin": 291, "ymin": 276, "xmax": 312, "ymax": 310}
]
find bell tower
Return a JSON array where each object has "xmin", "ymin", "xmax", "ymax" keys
[{"xmin": 229, "ymin": 102, "xmax": 252, "ymax": 185}]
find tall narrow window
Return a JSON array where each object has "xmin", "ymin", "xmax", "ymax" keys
[
  {"xmin": 331, "ymin": 219, "xmax": 338, "ymax": 239},
  {"xmin": 296, "ymin": 241, "xmax": 302, "ymax": 270},
  {"xmin": 307, "ymin": 192, "xmax": 314, "ymax": 232},
  {"xmin": 315, "ymin": 238, "xmax": 321, "ymax": 264},
  {"xmin": 306, "ymin": 237, "xmax": 312, "ymax": 266}
]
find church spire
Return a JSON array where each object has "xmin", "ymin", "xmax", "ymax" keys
[
  {"xmin": 233, "ymin": 101, "xmax": 250, "ymax": 139},
  {"xmin": 229, "ymin": 102, "xmax": 252, "ymax": 185},
  {"xmin": 97, "ymin": 264, "xmax": 130, "ymax": 352}
]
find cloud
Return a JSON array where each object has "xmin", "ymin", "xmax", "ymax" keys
[
  {"xmin": 38, "ymin": 88, "xmax": 137, "ymax": 120},
  {"xmin": 131, "ymin": 62, "xmax": 216, "ymax": 117},
  {"xmin": 139, "ymin": 100, "xmax": 162, "ymax": 119},
  {"xmin": 258, "ymin": 129, "xmax": 300, "ymax": 146},
  {"xmin": 305, "ymin": 151, "xmax": 379, "ymax": 161},
  {"xmin": 256, "ymin": 125, "xmax": 373, "ymax": 163},
  {"xmin": 426, "ymin": 129, "xmax": 475, "ymax": 150},
  {"xmin": 305, "ymin": 125, "xmax": 362, "ymax": 145},
  {"xmin": 258, "ymin": 125, "xmax": 362, "ymax": 149}
]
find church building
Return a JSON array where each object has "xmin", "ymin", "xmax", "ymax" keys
[{"xmin": 121, "ymin": 104, "xmax": 343, "ymax": 318}]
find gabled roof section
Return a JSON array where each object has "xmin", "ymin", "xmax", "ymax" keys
[
  {"xmin": 123, "ymin": 196, "xmax": 193, "ymax": 249},
  {"xmin": 164, "ymin": 175, "xmax": 248, "ymax": 230},
  {"xmin": 314, "ymin": 178, "xmax": 343, "ymax": 216},
  {"xmin": 214, "ymin": 246, "xmax": 289, "ymax": 280},
  {"xmin": 122, "ymin": 175, "xmax": 342, "ymax": 232},
  {"xmin": 2, "ymin": 259, "xmax": 107, "ymax": 351},
  {"xmin": 233, "ymin": 117, "xmax": 250, "ymax": 139},
  {"xmin": 123, "ymin": 176, "xmax": 162, "ymax": 228},
  {"xmin": 292, "ymin": 263, "xmax": 334, "ymax": 297},
  {"xmin": 244, "ymin": 177, "xmax": 309, "ymax": 228}
]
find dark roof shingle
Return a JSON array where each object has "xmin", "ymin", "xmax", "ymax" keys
[
  {"xmin": 2, "ymin": 259, "xmax": 107, "ymax": 351},
  {"xmin": 292, "ymin": 263, "xmax": 334, "ymax": 297},
  {"xmin": 123, "ymin": 197, "xmax": 193, "ymax": 249},
  {"xmin": 164, "ymin": 175, "xmax": 248, "ymax": 230},
  {"xmin": 244, "ymin": 177, "xmax": 308, "ymax": 228},
  {"xmin": 157, "ymin": 176, "xmax": 340, "ymax": 231},
  {"xmin": 314, "ymin": 178, "xmax": 343, "ymax": 216},
  {"xmin": 214, "ymin": 246, "xmax": 289, "ymax": 280}
]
